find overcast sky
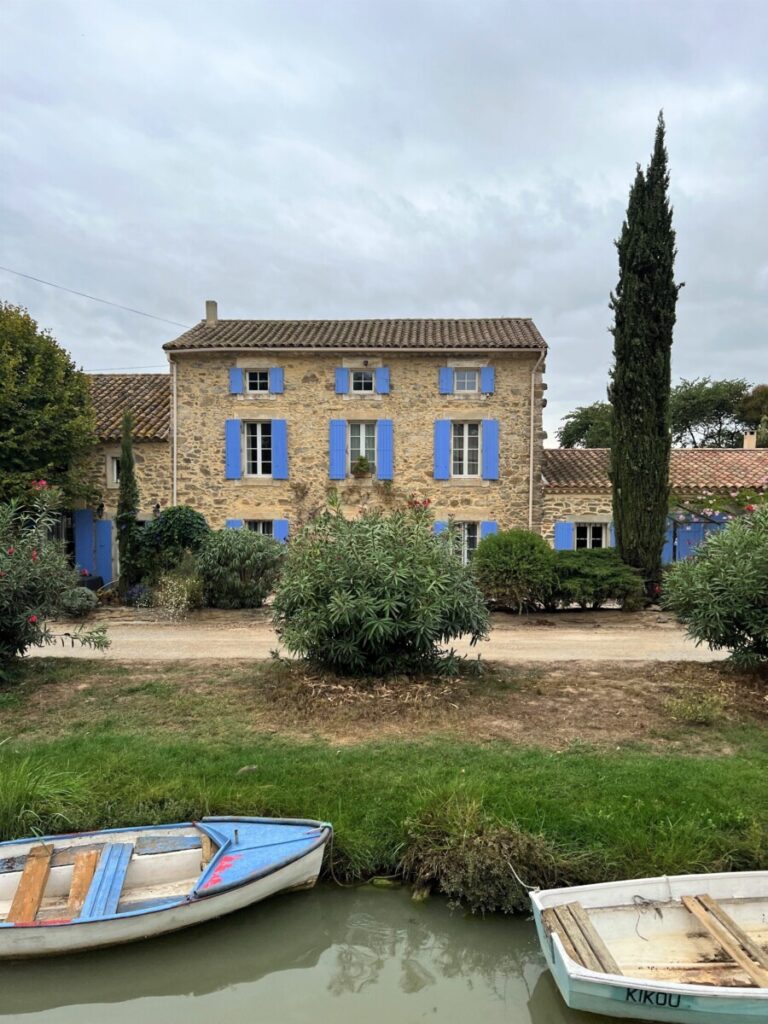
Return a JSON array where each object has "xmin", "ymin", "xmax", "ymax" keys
[{"xmin": 1, "ymin": 0, "xmax": 766, "ymax": 441}]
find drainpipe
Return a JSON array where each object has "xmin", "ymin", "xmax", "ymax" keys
[
  {"xmin": 171, "ymin": 357, "xmax": 178, "ymax": 506},
  {"xmin": 528, "ymin": 349, "xmax": 546, "ymax": 530}
]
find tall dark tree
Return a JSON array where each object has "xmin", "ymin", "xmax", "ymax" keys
[
  {"xmin": 609, "ymin": 113, "xmax": 682, "ymax": 592},
  {"xmin": 116, "ymin": 410, "xmax": 141, "ymax": 594}
]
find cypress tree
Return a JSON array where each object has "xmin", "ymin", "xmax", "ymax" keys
[
  {"xmin": 609, "ymin": 113, "xmax": 682, "ymax": 593},
  {"xmin": 116, "ymin": 409, "xmax": 141, "ymax": 594}
]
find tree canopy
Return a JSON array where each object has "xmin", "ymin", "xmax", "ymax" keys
[
  {"xmin": 556, "ymin": 402, "xmax": 613, "ymax": 448},
  {"xmin": 0, "ymin": 302, "xmax": 96, "ymax": 502}
]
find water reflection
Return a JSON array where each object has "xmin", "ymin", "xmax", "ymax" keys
[{"xmin": 0, "ymin": 886, "xmax": 607, "ymax": 1023}]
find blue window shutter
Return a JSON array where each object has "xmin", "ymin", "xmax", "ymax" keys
[
  {"xmin": 272, "ymin": 419, "xmax": 288, "ymax": 479},
  {"xmin": 329, "ymin": 420, "xmax": 347, "ymax": 480},
  {"xmin": 73, "ymin": 509, "xmax": 94, "ymax": 575},
  {"xmin": 229, "ymin": 368, "xmax": 244, "ymax": 395},
  {"xmin": 225, "ymin": 519, "xmax": 244, "ymax": 529},
  {"xmin": 553, "ymin": 521, "xmax": 574, "ymax": 550},
  {"xmin": 434, "ymin": 420, "xmax": 451, "ymax": 479},
  {"xmin": 273, "ymin": 519, "xmax": 289, "ymax": 543},
  {"xmin": 377, "ymin": 420, "xmax": 393, "ymax": 480},
  {"xmin": 662, "ymin": 521, "xmax": 675, "ymax": 564},
  {"xmin": 94, "ymin": 519, "xmax": 113, "ymax": 582},
  {"xmin": 480, "ymin": 366, "xmax": 495, "ymax": 394},
  {"xmin": 438, "ymin": 367, "xmax": 453, "ymax": 395},
  {"xmin": 375, "ymin": 367, "xmax": 390, "ymax": 394},
  {"xmin": 481, "ymin": 420, "xmax": 499, "ymax": 480},
  {"xmin": 609, "ymin": 522, "xmax": 616, "ymax": 547},
  {"xmin": 434, "ymin": 521, "xmax": 448, "ymax": 534},
  {"xmin": 480, "ymin": 521, "xmax": 498, "ymax": 539},
  {"xmin": 269, "ymin": 367, "xmax": 285, "ymax": 394},
  {"xmin": 225, "ymin": 419, "xmax": 242, "ymax": 479},
  {"xmin": 335, "ymin": 368, "xmax": 349, "ymax": 394}
]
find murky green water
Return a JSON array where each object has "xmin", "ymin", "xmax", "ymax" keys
[{"xmin": 0, "ymin": 886, "xmax": 608, "ymax": 1023}]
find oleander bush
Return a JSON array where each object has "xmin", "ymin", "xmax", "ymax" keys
[
  {"xmin": 663, "ymin": 505, "xmax": 768, "ymax": 666},
  {"xmin": 472, "ymin": 529, "xmax": 557, "ymax": 612},
  {"xmin": 272, "ymin": 501, "xmax": 489, "ymax": 674},
  {"xmin": 197, "ymin": 529, "xmax": 283, "ymax": 609},
  {"xmin": 552, "ymin": 548, "xmax": 644, "ymax": 610}
]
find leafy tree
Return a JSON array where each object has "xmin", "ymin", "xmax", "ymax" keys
[
  {"xmin": 608, "ymin": 113, "xmax": 682, "ymax": 592},
  {"xmin": 556, "ymin": 402, "xmax": 613, "ymax": 448},
  {"xmin": 739, "ymin": 384, "xmax": 768, "ymax": 446},
  {"xmin": 670, "ymin": 377, "xmax": 750, "ymax": 447},
  {"xmin": 0, "ymin": 303, "xmax": 96, "ymax": 502},
  {"xmin": 116, "ymin": 411, "xmax": 141, "ymax": 594}
]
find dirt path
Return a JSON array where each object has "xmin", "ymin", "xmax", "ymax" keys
[{"xmin": 31, "ymin": 608, "xmax": 725, "ymax": 663}]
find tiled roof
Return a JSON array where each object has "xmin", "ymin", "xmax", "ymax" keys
[
  {"xmin": 163, "ymin": 318, "xmax": 547, "ymax": 352},
  {"xmin": 89, "ymin": 374, "xmax": 170, "ymax": 442},
  {"xmin": 543, "ymin": 448, "xmax": 768, "ymax": 492}
]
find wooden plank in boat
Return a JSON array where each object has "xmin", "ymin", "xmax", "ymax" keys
[
  {"xmin": 566, "ymin": 901, "xmax": 623, "ymax": 975},
  {"xmin": 135, "ymin": 835, "xmax": 201, "ymax": 856},
  {"xmin": 681, "ymin": 895, "xmax": 768, "ymax": 988},
  {"xmin": 7, "ymin": 845, "xmax": 53, "ymax": 924},
  {"xmin": 66, "ymin": 850, "xmax": 101, "ymax": 916},
  {"xmin": 79, "ymin": 843, "xmax": 134, "ymax": 919},
  {"xmin": 551, "ymin": 904, "xmax": 604, "ymax": 972},
  {"xmin": 542, "ymin": 907, "xmax": 581, "ymax": 963},
  {"xmin": 696, "ymin": 894, "xmax": 768, "ymax": 971},
  {"xmin": 200, "ymin": 834, "xmax": 215, "ymax": 866},
  {"xmin": 1, "ymin": 844, "xmax": 104, "ymax": 874}
]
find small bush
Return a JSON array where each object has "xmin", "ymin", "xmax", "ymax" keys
[
  {"xmin": 663, "ymin": 506, "xmax": 768, "ymax": 666},
  {"xmin": 552, "ymin": 549, "xmax": 644, "ymax": 610},
  {"xmin": 664, "ymin": 691, "xmax": 728, "ymax": 726},
  {"xmin": 125, "ymin": 583, "xmax": 151, "ymax": 607},
  {"xmin": 137, "ymin": 505, "xmax": 209, "ymax": 580},
  {"xmin": 472, "ymin": 529, "xmax": 557, "ymax": 612},
  {"xmin": 58, "ymin": 587, "xmax": 98, "ymax": 618},
  {"xmin": 197, "ymin": 529, "xmax": 283, "ymax": 609},
  {"xmin": 152, "ymin": 570, "xmax": 204, "ymax": 620},
  {"xmin": 272, "ymin": 502, "xmax": 489, "ymax": 674}
]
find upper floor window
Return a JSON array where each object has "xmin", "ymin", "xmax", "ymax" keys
[
  {"xmin": 245, "ymin": 421, "xmax": 272, "ymax": 476},
  {"xmin": 246, "ymin": 519, "xmax": 273, "ymax": 536},
  {"xmin": 576, "ymin": 523, "xmax": 606, "ymax": 549},
  {"xmin": 349, "ymin": 421, "xmax": 376, "ymax": 473},
  {"xmin": 454, "ymin": 369, "xmax": 479, "ymax": 393},
  {"xmin": 351, "ymin": 370, "xmax": 375, "ymax": 393},
  {"xmin": 109, "ymin": 456, "xmax": 121, "ymax": 486},
  {"xmin": 452, "ymin": 422, "xmax": 480, "ymax": 477},
  {"xmin": 247, "ymin": 370, "xmax": 270, "ymax": 393}
]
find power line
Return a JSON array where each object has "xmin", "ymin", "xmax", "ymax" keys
[{"xmin": 0, "ymin": 265, "xmax": 192, "ymax": 328}]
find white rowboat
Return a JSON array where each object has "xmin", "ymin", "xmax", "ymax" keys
[
  {"xmin": 0, "ymin": 816, "xmax": 331, "ymax": 958},
  {"xmin": 531, "ymin": 870, "xmax": 768, "ymax": 1023}
]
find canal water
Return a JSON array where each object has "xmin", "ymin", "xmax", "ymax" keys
[{"xmin": 0, "ymin": 886, "xmax": 613, "ymax": 1023}]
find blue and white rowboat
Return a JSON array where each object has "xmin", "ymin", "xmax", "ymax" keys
[
  {"xmin": 531, "ymin": 870, "xmax": 768, "ymax": 1023},
  {"xmin": 0, "ymin": 816, "xmax": 331, "ymax": 958}
]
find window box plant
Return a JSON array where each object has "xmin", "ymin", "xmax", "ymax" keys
[{"xmin": 350, "ymin": 456, "xmax": 374, "ymax": 478}]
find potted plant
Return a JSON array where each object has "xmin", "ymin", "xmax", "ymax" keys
[{"xmin": 350, "ymin": 455, "xmax": 373, "ymax": 478}]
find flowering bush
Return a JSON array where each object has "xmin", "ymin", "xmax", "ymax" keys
[{"xmin": 0, "ymin": 488, "xmax": 108, "ymax": 674}]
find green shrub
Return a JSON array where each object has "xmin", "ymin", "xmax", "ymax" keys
[
  {"xmin": 197, "ymin": 529, "xmax": 283, "ymax": 609},
  {"xmin": 272, "ymin": 501, "xmax": 489, "ymax": 674},
  {"xmin": 472, "ymin": 529, "xmax": 556, "ymax": 612},
  {"xmin": 138, "ymin": 505, "xmax": 209, "ymax": 580},
  {"xmin": 0, "ymin": 753, "xmax": 84, "ymax": 840},
  {"xmin": 58, "ymin": 587, "xmax": 98, "ymax": 618},
  {"xmin": 552, "ymin": 548, "xmax": 644, "ymax": 610},
  {"xmin": 152, "ymin": 555, "xmax": 205, "ymax": 621},
  {"xmin": 663, "ymin": 506, "xmax": 768, "ymax": 666}
]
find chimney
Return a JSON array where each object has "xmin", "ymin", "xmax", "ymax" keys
[
  {"xmin": 743, "ymin": 431, "xmax": 757, "ymax": 449},
  {"xmin": 205, "ymin": 300, "xmax": 218, "ymax": 326}
]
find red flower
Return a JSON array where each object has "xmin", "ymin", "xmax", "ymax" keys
[
  {"xmin": 28, "ymin": 615, "xmax": 38, "ymax": 624},
  {"xmin": 6, "ymin": 547, "xmax": 14, "ymax": 556},
  {"xmin": 744, "ymin": 504, "xmax": 757, "ymax": 512},
  {"xmin": 31, "ymin": 479, "xmax": 48, "ymax": 490},
  {"xmin": 31, "ymin": 549, "xmax": 38, "ymax": 562},
  {"xmin": 80, "ymin": 568, "xmax": 89, "ymax": 576}
]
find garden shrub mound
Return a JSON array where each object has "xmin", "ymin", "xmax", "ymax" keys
[
  {"xmin": 198, "ymin": 529, "xmax": 283, "ymax": 609},
  {"xmin": 553, "ymin": 548, "xmax": 644, "ymax": 610},
  {"xmin": 272, "ymin": 503, "xmax": 489, "ymax": 674},
  {"xmin": 664, "ymin": 505, "xmax": 768, "ymax": 666},
  {"xmin": 472, "ymin": 529, "xmax": 556, "ymax": 612},
  {"xmin": 138, "ymin": 505, "xmax": 210, "ymax": 580}
]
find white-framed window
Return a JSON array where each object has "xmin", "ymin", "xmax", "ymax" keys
[
  {"xmin": 575, "ymin": 523, "xmax": 607, "ymax": 549},
  {"xmin": 246, "ymin": 370, "xmax": 270, "ymax": 393},
  {"xmin": 351, "ymin": 370, "xmax": 375, "ymax": 393},
  {"xmin": 245, "ymin": 421, "xmax": 273, "ymax": 476},
  {"xmin": 349, "ymin": 421, "xmax": 376, "ymax": 471},
  {"xmin": 451, "ymin": 422, "xmax": 480, "ymax": 477},
  {"xmin": 455, "ymin": 522, "xmax": 479, "ymax": 564},
  {"xmin": 108, "ymin": 456, "xmax": 121, "ymax": 487},
  {"xmin": 246, "ymin": 520, "xmax": 273, "ymax": 536},
  {"xmin": 454, "ymin": 369, "xmax": 479, "ymax": 393}
]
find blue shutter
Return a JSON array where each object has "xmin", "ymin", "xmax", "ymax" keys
[
  {"xmin": 662, "ymin": 521, "xmax": 675, "ymax": 564},
  {"xmin": 553, "ymin": 521, "xmax": 574, "ymax": 550},
  {"xmin": 269, "ymin": 367, "xmax": 285, "ymax": 394},
  {"xmin": 438, "ymin": 367, "xmax": 453, "ymax": 395},
  {"xmin": 375, "ymin": 367, "xmax": 390, "ymax": 394},
  {"xmin": 480, "ymin": 366, "xmax": 495, "ymax": 394},
  {"xmin": 434, "ymin": 521, "xmax": 449, "ymax": 534},
  {"xmin": 377, "ymin": 420, "xmax": 393, "ymax": 480},
  {"xmin": 480, "ymin": 521, "xmax": 498, "ymax": 539},
  {"xmin": 273, "ymin": 519, "xmax": 289, "ymax": 543},
  {"xmin": 226, "ymin": 519, "xmax": 244, "ymax": 529},
  {"xmin": 73, "ymin": 509, "xmax": 94, "ymax": 575},
  {"xmin": 94, "ymin": 519, "xmax": 113, "ymax": 583},
  {"xmin": 229, "ymin": 368, "xmax": 244, "ymax": 394},
  {"xmin": 329, "ymin": 420, "xmax": 347, "ymax": 480},
  {"xmin": 335, "ymin": 369, "xmax": 349, "ymax": 394},
  {"xmin": 481, "ymin": 420, "xmax": 499, "ymax": 480},
  {"xmin": 608, "ymin": 523, "xmax": 616, "ymax": 548},
  {"xmin": 434, "ymin": 420, "xmax": 451, "ymax": 479},
  {"xmin": 225, "ymin": 420, "xmax": 242, "ymax": 480},
  {"xmin": 271, "ymin": 419, "xmax": 288, "ymax": 479}
]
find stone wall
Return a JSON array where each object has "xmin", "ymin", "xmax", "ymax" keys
[
  {"xmin": 86, "ymin": 441, "xmax": 172, "ymax": 519},
  {"xmin": 171, "ymin": 350, "xmax": 545, "ymax": 532},
  {"xmin": 541, "ymin": 490, "xmax": 614, "ymax": 542}
]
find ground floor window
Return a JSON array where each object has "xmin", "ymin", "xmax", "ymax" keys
[
  {"xmin": 108, "ymin": 456, "xmax": 121, "ymax": 487},
  {"xmin": 575, "ymin": 523, "xmax": 607, "ymax": 549},
  {"xmin": 455, "ymin": 521, "xmax": 479, "ymax": 564},
  {"xmin": 245, "ymin": 520, "xmax": 273, "ymax": 536}
]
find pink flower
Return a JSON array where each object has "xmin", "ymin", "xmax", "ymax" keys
[
  {"xmin": 28, "ymin": 615, "xmax": 38, "ymax": 624},
  {"xmin": 80, "ymin": 568, "xmax": 89, "ymax": 576},
  {"xmin": 31, "ymin": 479, "xmax": 47, "ymax": 490},
  {"xmin": 744, "ymin": 504, "xmax": 756, "ymax": 512},
  {"xmin": 6, "ymin": 547, "xmax": 14, "ymax": 556},
  {"xmin": 31, "ymin": 549, "xmax": 38, "ymax": 562}
]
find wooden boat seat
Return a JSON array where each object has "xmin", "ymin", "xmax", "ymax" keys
[
  {"xmin": 79, "ymin": 843, "xmax": 134, "ymax": 919},
  {"xmin": 681, "ymin": 894, "xmax": 768, "ymax": 988},
  {"xmin": 542, "ymin": 901, "xmax": 623, "ymax": 975},
  {"xmin": 6, "ymin": 845, "xmax": 53, "ymax": 924},
  {"xmin": 66, "ymin": 849, "xmax": 101, "ymax": 917}
]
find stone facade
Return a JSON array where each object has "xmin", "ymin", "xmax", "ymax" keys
[
  {"xmin": 87, "ymin": 441, "xmax": 173, "ymax": 519},
  {"xmin": 540, "ymin": 490, "xmax": 614, "ymax": 543},
  {"xmin": 171, "ymin": 349, "xmax": 546, "ymax": 532}
]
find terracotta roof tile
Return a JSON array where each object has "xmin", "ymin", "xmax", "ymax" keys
[
  {"xmin": 543, "ymin": 448, "xmax": 768, "ymax": 492},
  {"xmin": 89, "ymin": 373, "xmax": 170, "ymax": 442},
  {"xmin": 163, "ymin": 317, "xmax": 547, "ymax": 353}
]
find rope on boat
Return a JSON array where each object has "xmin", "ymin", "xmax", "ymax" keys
[{"xmin": 506, "ymin": 860, "xmax": 539, "ymax": 893}]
